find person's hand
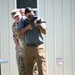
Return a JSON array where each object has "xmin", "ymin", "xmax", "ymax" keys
[
  {"xmin": 16, "ymin": 44, "xmax": 19, "ymax": 47},
  {"xmin": 34, "ymin": 21, "xmax": 40, "ymax": 26},
  {"xmin": 26, "ymin": 24, "xmax": 33, "ymax": 30}
]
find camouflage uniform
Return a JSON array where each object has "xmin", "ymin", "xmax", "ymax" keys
[
  {"xmin": 12, "ymin": 22, "xmax": 26, "ymax": 75},
  {"xmin": 12, "ymin": 22, "xmax": 39, "ymax": 75},
  {"xmin": 33, "ymin": 60, "xmax": 39, "ymax": 75}
]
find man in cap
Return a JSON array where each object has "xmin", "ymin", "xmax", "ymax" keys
[
  {"xmin": 11, "ymin": 9, "xmax": 26, "ymax": 75},
  {"xmin": 18, "ymin": 7, "xmax": 47, "ymax": 75}
]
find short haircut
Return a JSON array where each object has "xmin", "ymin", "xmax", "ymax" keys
[{"xmin": 25, "ymin": 7, "xmax": 32, "ymax": 14}]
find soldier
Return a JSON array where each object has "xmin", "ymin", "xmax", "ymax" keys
[{"xmin": 11, "ymin": 9, "xmax": 26, "ymax": 75}]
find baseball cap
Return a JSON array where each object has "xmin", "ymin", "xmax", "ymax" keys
[
  {"xmin": 11, "ymin": 9, "xmax": 20, "ymax": 18},
  {"xmin": 25, "ymin": 7, "xmax": 33, "ymax": 14}
]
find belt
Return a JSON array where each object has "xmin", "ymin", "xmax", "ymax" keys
[{"xmin": 26, "ymin": 44, "xmax": 38, "ymax": 47}]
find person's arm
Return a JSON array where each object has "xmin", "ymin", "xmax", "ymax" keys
[
  {"xmin": 18, "ymin": 17, "xmax": 27, "ymax": 38},
  {"xmin": 34, "ymin": 18, "xmax": 47, "ymax": 34},
  {"xmin": 13, "ymin": 36, "xmax": 19, "ymax": 47},
  {"xmin": 12, "ymin": 23, "xmax": 19, "ymax": 47},
  {"xmin": 18, "ymin": 17, "xmax": 32, "ymax": 38},
  {"xmin": 37, "ymin": 24, "xmax": 46, "ymax": 34},
  {"xmin": 18, "ymin": 24, "xmax": 33, "ymax": 38}
]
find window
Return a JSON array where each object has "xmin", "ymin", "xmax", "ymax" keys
[
  {"xmin": 16, "ymin": 0, "xmax": 39, "ymax": 16},
  {"xmin": 17, "ymin": 0, "xmax": 37, "ymax": 8},
  {"xmin": 16, "ymin": 0, "xmax": 38, "ymax": 16}
]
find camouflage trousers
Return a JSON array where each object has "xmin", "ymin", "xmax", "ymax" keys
[
  {"xmin": 33, "ymin": 61, "xmax": 39, "ymax": 75},
  {"xmin": 15, "ymin": 46, "xmax": 26, "ymax": 75}
]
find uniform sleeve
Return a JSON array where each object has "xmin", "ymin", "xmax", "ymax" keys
[
  {"xmin": 12, "ymin": 22, "xmax": 20, "ymax": 39},
  {"xmin": 12, "ymin": 23, "xmax": 15, "ymax": 37}
]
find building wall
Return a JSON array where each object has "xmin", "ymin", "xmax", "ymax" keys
[
  {"xmin": 0, "ymin": 0, "xmax": 75, "ymax": 75},
  {"xmin": 39, "ymin": 0, "xmax": 75, "ymax": 75},
  {"xmin": 0, "ymin": 0, "xmax": 18, "ymax": 75}
]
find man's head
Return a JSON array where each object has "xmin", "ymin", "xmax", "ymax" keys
[
  {"xmin": 11, "ymin": 9, "xmax": 21, "ymax": 22},
  {"xmin": 25, "ymin": 7, "xmax": 34, "ymax": 17},
  {"xmin": 19, "ymin": 8, "xmax": 25, "ymax": 16}
]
